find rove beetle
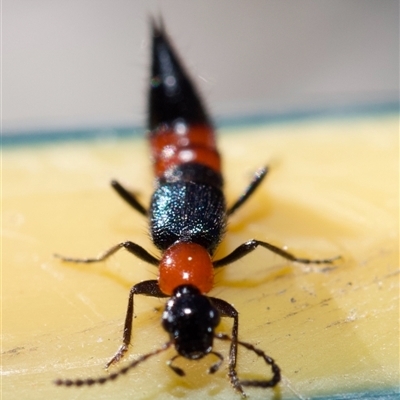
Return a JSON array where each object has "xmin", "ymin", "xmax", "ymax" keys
[{"xmin": 55, "ymin": 20, "xmax": 339, "ymax": 396}]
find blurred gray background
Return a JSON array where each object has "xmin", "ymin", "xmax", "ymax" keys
[{"xmin": 3, "ymin": 0, "xmax": 399, "ymax": 134}]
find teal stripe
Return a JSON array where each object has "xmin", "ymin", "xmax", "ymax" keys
[
  {"xmin": 2, "ymin": 101, "xmax": 398, "ymax": 147},
  {"xmin": 311, "ymin": 389, "xmax": 400, "ymax": 400}
]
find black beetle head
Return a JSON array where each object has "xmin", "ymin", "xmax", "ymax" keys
[{"xmin": 162, "ymin": 285, "xmax": 220, "ymax": 359}]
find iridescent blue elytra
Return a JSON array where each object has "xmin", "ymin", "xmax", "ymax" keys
[{"xmin": 150, "ymin": 181, "xmax": 226, "ymax": 253}]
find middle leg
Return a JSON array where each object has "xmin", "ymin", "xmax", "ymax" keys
[
  {"xmin": 214, "ymin": 239, "xmax": 341, "ymax": 268},
  {"xmin": 55, "ymin": 241, "xmax": 160, "ymax": 266}
]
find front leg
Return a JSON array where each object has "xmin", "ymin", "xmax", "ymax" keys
[
  {"xmin": 211, "ymin": 297, "xmax": 281, "ymax": 395},
  {"xmin": 209, "ymin": 297, "xmax": 244, "ymax": 396},
  {"xmin": 107, "ymin": 280, "xmax": 168, "ymax": 368}
]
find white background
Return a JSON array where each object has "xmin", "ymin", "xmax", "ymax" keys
[{"xmin": 2, "ymin": 0, "xmax": 399, "ymax": 134}]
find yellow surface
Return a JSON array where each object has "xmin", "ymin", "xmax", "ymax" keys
[{"xmin": 2, "ymin": 115, "xmax": 399, "ymax": 400}]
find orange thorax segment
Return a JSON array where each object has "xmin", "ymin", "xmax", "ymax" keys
[{"xmin": 158, "ymin": 242, "xmax": 214, "ymax": 295}]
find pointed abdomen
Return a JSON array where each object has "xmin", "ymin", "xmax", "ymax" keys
[{"xmin": 148, "ymin": 22, "xmax": 221, "ymax": 180}]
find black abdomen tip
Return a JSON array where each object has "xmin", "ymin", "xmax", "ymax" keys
[{"xmin": 149, "ymin": 20, "xmax": 211, "ymax": 130}]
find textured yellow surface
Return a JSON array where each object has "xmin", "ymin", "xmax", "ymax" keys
[{"xmin": 2, "ymin": 115, "xmax": 399, "ymax": 400}]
